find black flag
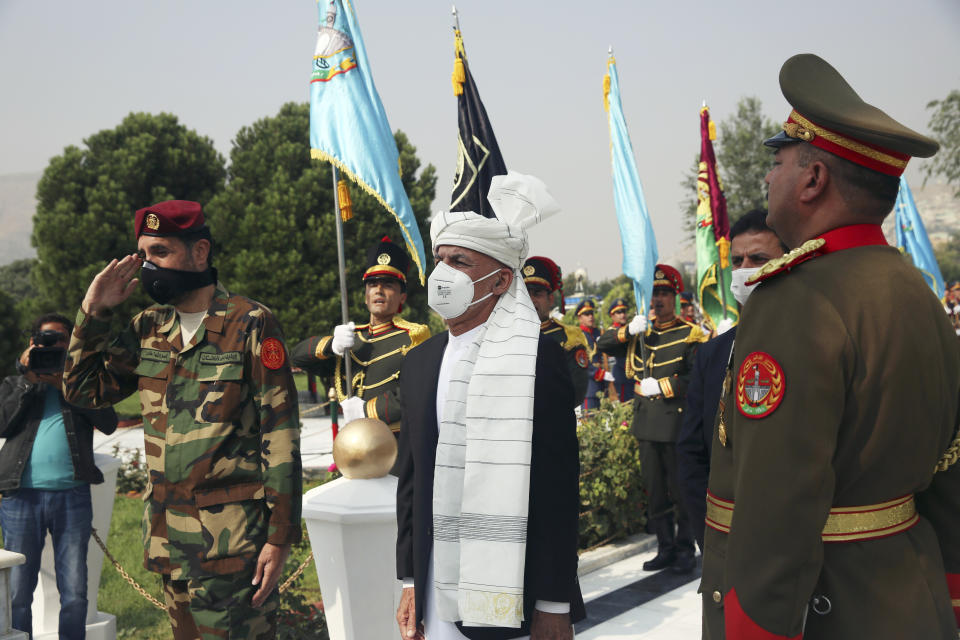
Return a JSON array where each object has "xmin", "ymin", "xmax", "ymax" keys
[{"xmin": 450, "ymin": 29, "xmax": 507, "ymax": 219}]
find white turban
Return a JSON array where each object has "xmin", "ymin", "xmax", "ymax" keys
[{"xmin": 430, "ymin": 171, "xmax": 561, "ymax": 268}]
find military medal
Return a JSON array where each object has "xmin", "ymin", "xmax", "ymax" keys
[{"xmin": 736, "ymin": 351, "xmax": 785, "ymax": 418}]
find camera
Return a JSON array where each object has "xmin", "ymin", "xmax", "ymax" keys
[{"xmin": 28, "ymin": 330, "xmax": 67, "ymax": 374}]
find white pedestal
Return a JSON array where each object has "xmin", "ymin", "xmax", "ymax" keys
[
  {"xmin": 31, "ymin": 453, "xmax": 120, "ymax": 640},
  {"xmin": 0, "ymin": 550, "xmax": 28, "ymax": 640},
  {"xmin": 302, "ymin": 476, "xmax": 399, "ymax": 640}
]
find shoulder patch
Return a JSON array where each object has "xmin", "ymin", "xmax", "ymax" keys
[
  {"xmin": 261, "ymin": 337, "xmax": 286, "ymax": 370},
  {"xmin": 736, "ymin": 351, "xmax": 785, "ymax": 419},
  {"xmin": 574, "ymin": 347, "xmax": 589, "ymax": 368},
  {"xmin": 747, "ymin": 238, "xmax": 826, "ymax": 285}
]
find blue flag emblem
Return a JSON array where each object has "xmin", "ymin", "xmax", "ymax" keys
[{"xmin": 895, "ymin": 177, "xmax": 944, "ymax": 298}]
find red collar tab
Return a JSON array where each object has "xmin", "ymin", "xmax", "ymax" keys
[{"xmin": 816, "ymin": 224, "xmax": 888, "ymax": 254}]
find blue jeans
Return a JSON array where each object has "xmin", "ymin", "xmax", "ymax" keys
[{"xmin": 0, "ymin": 486, "xmax": 92, "ymax": 640}]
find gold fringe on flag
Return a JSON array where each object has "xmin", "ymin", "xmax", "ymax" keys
[
  {"xmin": 603, "ymin": 72, "xmax": 611, "ymax": 113},
  {"xmin": 337, "ymin": 179, "xmax": 353, "ymax": 222},
  {"xmin": 452, "ymin": 30, "xmax": 466, "ymax": 96}
]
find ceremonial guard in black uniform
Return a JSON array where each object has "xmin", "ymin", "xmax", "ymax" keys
[
  {"xmin": 601, "ymin": 297, "xmax": 634, "ymax": 402},
  {"xmin": 598, "ymin": 265, "xmax": 708, "ymax": 573},
  {"xmin": 575, "ymin": 298, "xmax": 611, "ymax": 411},
  {"xmin": 522, "ymin": 256, "xmax": 589, "ymax": 408},
  {"xmin": 292, "ymin": 237, "xmax": 429, "ymax": 432}
]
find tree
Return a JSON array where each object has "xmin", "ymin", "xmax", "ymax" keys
[
  {"xmin": 935, "ymin": 234, "xmax": 960, "ymax": 285},
  {"xmin": 204, "ymin": 102, "xmax": 437, "ymax": 343},
  {"xmin": 0, "ymin": 258, "xmax": 36, "ymax": 302},
  {"xmin": 31, "ymin": 113, "xmax": 225, "ymax": 320},
  {"xmin": 681, "ymin": 97, "xmax": 779, "ymax": 231},
  {"xmin": 923, "ymin": 90, "xmax": 960, "ymax": 198},
  {"xmin": 0, "ymin": 288, "xmax": 23, "ymax": 377}
]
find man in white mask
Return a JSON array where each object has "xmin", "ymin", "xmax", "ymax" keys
[
  {"xmin": 395, "ymin": 172, "xmax": 584, "ymax": 640},
  {"xmin": 676, "ymin": 209, "xmax": 786, "ymax": 550}
]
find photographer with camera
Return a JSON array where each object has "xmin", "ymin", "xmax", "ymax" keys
[{"xmin": 0, "ymin": 313, "xmax": 117, "ymax": 640}]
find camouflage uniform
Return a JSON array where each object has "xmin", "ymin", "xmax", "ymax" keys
[{"xmin": 63, "ymin": 283, "xmax": 302, "ymax": 639}]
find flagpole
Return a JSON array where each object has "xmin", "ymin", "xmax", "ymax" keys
[
  {"xmin": 452, "ymin": 4, "xmax": 460, "ymax": 31},
  {"xmin": 717, "ymin": 259, "xmax": 729, "ymax": 321},
  {"xmin": 332, "ymin": 165, "xmax": 353, "ymax": 396}
]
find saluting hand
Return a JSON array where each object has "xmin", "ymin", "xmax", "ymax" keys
[{"xmin": 81, "ymin": 254, "xmax": 143, "ymax": 317}]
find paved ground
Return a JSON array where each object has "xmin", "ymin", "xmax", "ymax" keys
[{"xmin": 94, "ymin": 412, "xmax": 704, "ymax": 639}]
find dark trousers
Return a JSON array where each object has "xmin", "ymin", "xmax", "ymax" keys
[
  {"xmin": 0, "ymin": 485, "xmax": 92, "ymax": 639},
  {"xmin": 638, "ymin": 440, "xmax": 694, "ymax": 554}
]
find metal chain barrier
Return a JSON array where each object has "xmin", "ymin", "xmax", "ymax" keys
[
  {"xmin": 91, "ymin": 527, "xmax": 165, "ymax": 610},
  {"xmin": 91, "ymin": 529, "xmax": 317, "ymax": 608}
]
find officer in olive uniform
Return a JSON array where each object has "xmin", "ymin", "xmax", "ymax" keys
[
  {"xmin": 63, "ymin": 201, "xmax": 301, "ymax": 639},
  {"xmin": 601, "ymin": 298, "xmax": 634, "ymax": 402},
  {"xmin": 598, "ymin": 265, "xmax": 707, "ymax": 574},
  {"xmin": 575, "ymin": 298, "xmax": 612, "ymax": 411},
  {"xmin": 522, "ymin": 256, "xmax": 589, "ymax": 408},
  {"xmin": 292, "ymin": 237, "xmax": 429, "ymax": 433},
  {"xmin": 702, "ymin": 54, "xmax": 960, "ymax": 639}
]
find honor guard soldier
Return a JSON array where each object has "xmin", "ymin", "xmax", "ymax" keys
[
  {"xmin": 292, "ymin": 237, "xmax": 429, "ymax": 432},
  {"xmin": 63, "ymin": 200, "xmax": 302, "ymax": 639},
  {"xmin": 701, "ymin": 54, "xmax": 960, "ymax": 639},
  {"xmin": 598, "ymin": 264, "xmax": 708, "ymax": 574},
  {"xmin": 576, "ymin": 298, "xmax": 613, "ymax": 411},
  {"xmin": 601, "ymin": 297, "xmax": 635, "ymax": 402},
  {"xmin": 522, "ymin": 256, "xmax": 589, "ymax": 408}
]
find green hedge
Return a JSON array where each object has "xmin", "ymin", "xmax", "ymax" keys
[{"xmin": 578, "ymin": 397, "xmax": 646, "ymax": 550}]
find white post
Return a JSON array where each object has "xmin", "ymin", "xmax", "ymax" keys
[
  {"xmin": 31, "ymin": 453, "xmax": 120, "ymax": 640},
  {"xmin": 0, "ymin": 550, "xmax": 28, "ymax": 640},
  {"xmin": 302, "ymin": 476, "xmax": 399, "ymax": 640}
]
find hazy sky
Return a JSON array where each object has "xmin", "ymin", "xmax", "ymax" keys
[{"xmin": 2, "ymin": 0, "xmax": 958, "ymax": 279}]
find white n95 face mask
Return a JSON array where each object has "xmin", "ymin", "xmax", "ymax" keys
[
  {"xmin": 427, "ymin": 262, "xmax": 502, "ymax": 320},
  {"xmin": 730, "ymin": 267, "xmax": 762, "ymax": 306}
]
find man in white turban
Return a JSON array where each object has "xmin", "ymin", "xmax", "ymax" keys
[{"xmin": 395, "ymin": 173, "xmax": 584, "ymax": 640}]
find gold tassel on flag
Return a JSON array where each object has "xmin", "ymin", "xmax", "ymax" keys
[
  {"xmin": 716, "ymin": 237, "xmax": 730, "ymax": 269},
  {"xmin": 452, "ymin": 31, "xmax": 466, "ymax": 96},
  {"xmin": 603, "ymin": 72, "xmax": 611, "ymax": 112},
  {"xmin": 337, "ymin": 179, "xmax": 353, "ymax": 221}
]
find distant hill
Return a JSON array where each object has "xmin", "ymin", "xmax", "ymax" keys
[{"xmin": 0, "ymin": 172, "xmax": 39, "ymax": 264}]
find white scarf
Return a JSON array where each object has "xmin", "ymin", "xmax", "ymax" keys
[{"xmin": 430, "ymin": 172, "xmax": 560, "ymax": 628}]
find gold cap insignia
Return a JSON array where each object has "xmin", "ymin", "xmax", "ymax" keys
[
  {"xmin": 145, "ymin": 213, "xmax": 160, "ymax": 231},
  {"xmin": 523, "ymin": 265, "xmax": 536, "ymax": 277},
  {"xmin": 655, "ymin": 270, "xmax": 665, "ymax": 279},
  {"xmin": 377, "ymin": 253, "xmax": 391, "ymax": 265}
]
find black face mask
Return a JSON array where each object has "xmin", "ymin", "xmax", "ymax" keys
[{"xmin": 141, "ymin": 261, "xmax": 217, "ymax": 305}]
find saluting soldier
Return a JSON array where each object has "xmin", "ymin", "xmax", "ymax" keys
[
  {"xmin": 62, "ymin": 200, "xmax": 302, "ymax": 639},
  {"xmin": 702, "ymin": 54, "xmax": 960, "ymax": 639},
  {"xmin": 522, "ymin": 256, "xmax": 589, "ymax": 408},
  {"xmin": 601, "ymin": 297, "xmax": 635, "ymax": 402},
  {"xmin": 292, "ymin": 236, "xmax": 429, "ymax": 432},
  {"xmin": 575, "ymin": 298, "xmax": 613, "ymax": 412},
  {"xmin": 598, "ymin": 264, "xmax": 708, "ymax": 574}
]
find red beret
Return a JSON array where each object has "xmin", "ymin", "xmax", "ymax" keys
[
  {"xmin": 653, "ymin": 264, "xmax": 683, "ymax": 293},
  {"xmin": 135, "ymin": 200, "xmax": 206, "ymax": 239}
]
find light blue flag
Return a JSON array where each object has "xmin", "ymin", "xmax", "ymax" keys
[
  {"xmin": 604, "ymin": 54, "xmax": 658, "ymax": 311},
  {"xmin": 895, "ymin": 177, "xmax": 944, "ymax": 298},
  {"xmin": 309, "ymin": 0, "xmax": 426, "ymax": 283}
]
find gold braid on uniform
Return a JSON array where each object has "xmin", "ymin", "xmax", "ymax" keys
[
  {"xmin": 934, "ymin": 431, "xmax": 960, "ymax": 473},
  {"xmin": 746, "ymin": 238, "xmax": 826, "ymax": 285}
]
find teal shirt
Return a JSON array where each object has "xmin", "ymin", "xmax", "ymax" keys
[{"xmin": 20, "ymin": 387, "xmax": 82, "ymax": 490}]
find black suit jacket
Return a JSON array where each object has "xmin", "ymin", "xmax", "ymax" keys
[
  {"xmin": 396, "ymin": 331, "xmax": 585, "ymax": 639},
  {"xmin": 676, "ymin": 328, "xmax": 735, "ymax": 549}
]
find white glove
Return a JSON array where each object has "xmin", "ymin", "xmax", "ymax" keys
[
  {"xmin": 341, "ymin": 396, "xmax": 365, "ymax": 423},
  {"xmin": 628, "ymin": 315, "xmax": 647, "ymax": 336},
  {"xmin": 716, "ymin": 317, "xmax": 735, "ymax": 335},
  {"xmin": 574, "ymin": 405, "xmax": 583, "ymax": 419},
  {"xmin": 639, "ymin": 377, "xmax": 661, "ymax": 397},
  {"xmin": 953, "ymin": 304, "xmax": 960, "ymax": 315},
  {"xmin": 332, "ymin": 322, "xmax": 356, "ymax": 356},
  {"xmin": 603, "ymin": 371, "xmax": 615, "ymax": 382}
]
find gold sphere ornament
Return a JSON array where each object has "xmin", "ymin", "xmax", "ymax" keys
[{"xmin": 332, "ymin": 417, "xmax": 397, "ymax": 479}]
